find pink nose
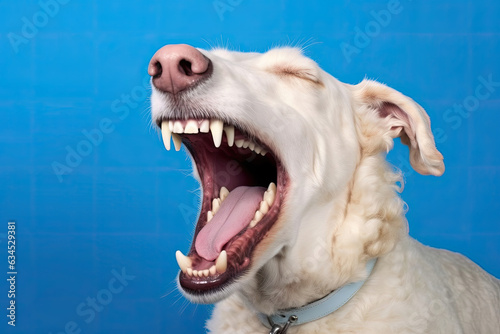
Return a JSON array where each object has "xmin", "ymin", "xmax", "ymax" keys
[{"xmin": 148, "ymin": 44, "xmax": 212, "ymax": 94}]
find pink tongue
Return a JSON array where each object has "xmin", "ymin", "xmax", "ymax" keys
[{"xmin": 195, "ymin": 186, "xmax": 266, "ymax": 261}]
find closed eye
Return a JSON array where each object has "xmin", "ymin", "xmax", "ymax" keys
[{"xmin": 270, "ymin": 66, "xmax": 323, "ymax": 86}]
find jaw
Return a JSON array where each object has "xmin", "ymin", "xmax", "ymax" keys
[
  {"xmin": 158, "ymin": 117, "xmax": 290, "ymax": 303},
  {"xmin": 152, "ymin": 99, "xmax": 362, "ymax": 306},
  {"xmin": 153, "ymin": 107, "xmax": 359, "ymax": 305}
]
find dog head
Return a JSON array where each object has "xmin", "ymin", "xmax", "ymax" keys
[{"xmin": 148, "ymin": 44, "xmax": 444, "ymax": 307}]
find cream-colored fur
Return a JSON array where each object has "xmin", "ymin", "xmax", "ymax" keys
[{"xmin": 150, "ymin": 47, "xmax": 500, "ymax": 333}]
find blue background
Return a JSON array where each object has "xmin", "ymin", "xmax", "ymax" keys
[{"xmin": 1, "ymin": 0, "xmax": 499, "ymax": 333}]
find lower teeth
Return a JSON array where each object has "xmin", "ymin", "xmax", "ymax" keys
[{"xmin": 176, "ymin": 182, "xmax": 277, "ymax": 277}]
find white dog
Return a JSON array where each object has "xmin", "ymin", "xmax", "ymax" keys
[{"xmin": 148, "ymin": 44, "xmax": 500, "ymax": 333}]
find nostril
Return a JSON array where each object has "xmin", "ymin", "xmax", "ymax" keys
[
  {"xmin": 152, "ymin": 61, "xmax": 163, "ymax": 78},
  {"xmin": 179, "ymin": 59, "xmax": 193, "ymax": 76}
]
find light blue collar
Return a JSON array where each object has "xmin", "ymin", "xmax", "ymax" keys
[{"xmin": 256, "ymin": 258, "xmax": 377, "ymax": 332}]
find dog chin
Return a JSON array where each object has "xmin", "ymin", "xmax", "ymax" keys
[{"xmin": 177, "ymin": 273, "xmax": 245, "ymax": 304}]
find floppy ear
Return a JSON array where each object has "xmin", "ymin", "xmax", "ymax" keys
[{"xmin": 351, "ymin": 79, "xmax": 445, "ymax": 176}]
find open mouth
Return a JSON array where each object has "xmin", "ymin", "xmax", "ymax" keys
[{"xmin": 158, "ymin": 118, "xmax": 287, "ymax": 297}]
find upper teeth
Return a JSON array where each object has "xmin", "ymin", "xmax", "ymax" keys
[
  {"xmin": 209, "ymin": 119, "xmax": 224, "ymax": 148},
  {"xmin": 223, "ymin": 125, "xmax": 235, "ymax": 147},
  {"xmin": 172, "ymin": 134, "xmax": 182, "ymax": 151},
  {"xmin": 200, "ymin": 120, "xmax": 210, "ymax": 133},
  {"xmin": 160, "ymin": 119, "xmax": 268, "ymax": 156},
  {"xmin": 234, "ymin": 139, "xmax": 267, "ymax": 156},
  {"xmin": 184, "ymin": 120, "xmax": 199, "ymax": 134},
  {"xmin": 173, "ymin": 121, "xmax": 184, "ymax": 134},
  {"xmin": 161, "ymin": 124, "xmax": 171, "ymax": 151}
]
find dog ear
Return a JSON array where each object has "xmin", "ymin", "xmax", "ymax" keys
[{"xmin": 351, "ymin": 79, "xmax": 445, "ymax": 176}]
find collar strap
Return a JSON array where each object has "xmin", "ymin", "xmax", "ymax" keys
[{"xmin": 257, "ymin": 258, "xmax": 377, "ymax": 329}]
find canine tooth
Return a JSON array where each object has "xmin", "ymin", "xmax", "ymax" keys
[
  {"xmin": 254, "ymin": 145, "xmax": 262, "ymax": 154},
  {"xmin": 203, "ymin": 269, "xmax": 209, "ymax": 277},
  {"xmin": 172, "ymin": 133, "xmax": 182, "ymax": 151},
  {"xmin": 235, "ymin": 139, "xmax": 244, "ymax": 148},
  {"xmin": 192, "ymin": 270, "xmax": 198, "ymax": 277},
  {"xmin": 207, "ymin": 211, "xmax": 213, "ymax": 222},
  {"xmin": 260, "ymin": 150, "xmax": 268, "ymax": 156},
  {"xmin": 215, "ymin": 250, "xmax": 227, "ymax": 273},
  {"xmin": 242, "ymin": 141, "xmax": 250, "ymax": 148},
  {"xmin": 184, "ymin": 120, "xmax": 199, "ymax": 134},
  {"xmin": 175, "ymin": 250, "xmax": 192, "ymax": 273},
  {"xmin": 248, "ymin": 142, "xmax": 255, "ymax": 151},
  {"xmin": 168, "ymin": 120, "xmax": 174, "ymax": 132},
  {"xmin": 209, "ymin": 265, "xmax": 216, "ymax": 275},
  {"xmin": 161, "ymin": 121, "xmax": 171, "ymax": 151},
  {"xmin": 187, "ymin": 268, "xmax": 193, "ymax": 276},
  {"xmin": 173, "ymin": 121, "xmax": 184, "ymax": 134},
  {"xmin": 224, "ymin": 125, "xmax": 235, "ymax": 147},
  {"xmin": 200, "ymin": 120, "xmax": 210, "ymax": 133},
  {"xmin": 219, "ymin": 187, "xmax": 229, "ymax": 201},
  {"xmin": 249, "ymin": 219, "xmax": 258, "ymax": 228},
  {"xmin": 210, "ymin": 120, "xmax": 224, "ymax": 148},
  {"xmin": 259, "ymin": 201, "xmax": 269, "ymax": 215},
  {"xmin": 268, "ymin": 182, "xmax": 277, "ymax": 193},
  {"xmin": 212, "ymin": 198, "xmax": 221, "ymax": 214}
]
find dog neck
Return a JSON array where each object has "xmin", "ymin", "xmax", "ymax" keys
[
  {"xmin": 255, "ymin": 258, "xmax": 378, "ymax": 330},
  {"xmin": 239, "ymin": 153, "xmax": 407, "ymax": 315}
]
